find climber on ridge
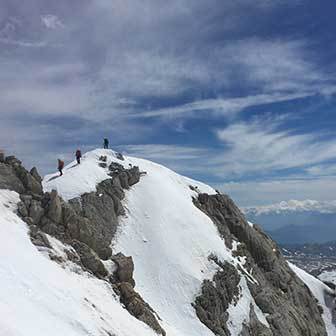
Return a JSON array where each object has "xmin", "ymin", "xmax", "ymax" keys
[
  {"xmin": 75, "ymin": 149, "xmax": 82, "ymax": 164},
  {"xmin": 58, "ymin": 159, "xmax": 64, "ymax": 176},
  {"xmin": 103, "ymin": 138, "xmax": 109, "ymax": 149}
]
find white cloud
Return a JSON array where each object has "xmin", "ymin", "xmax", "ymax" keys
[
  {"xmin": 243, "ymin": 199, "xmax": 336, "ymax": 215},
  {"xmin": 41, "ymin": 15, "xmax": 64, "ymax": 29},
  {"xmin": 214, "ymin": 117, "xmax": 336, "ymax": 177},
  {"xmin": 139, "ymin": 92, "xmax": 310, "ymax": 118},
  {"xmin": 217, "ymin": 177, "xmax": 336, "ymax": 206}
]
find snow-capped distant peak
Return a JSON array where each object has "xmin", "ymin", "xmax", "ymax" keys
[{"xmin": 243, "ymin": 199, "xmax": 336, "ymax": 216}]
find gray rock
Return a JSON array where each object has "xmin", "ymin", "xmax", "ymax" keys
[
  {"xmin": 5, "ymin": 156, "xmax": 21, "ymax": 166},
  {"xmin": 0, "ymin": 152, "xmax": 4, "ymax": 163},
  {"xmin": 118, "ymin": 172, "xmax": 129, "ymax": 189},
  {"xmin": 117, "ymin": 282, "xmax": 166, "ymax": 336},
  {"xmin": 20, "ymin": 194, "xmax": 32, "ymax": 207},
  {"xmin": 194, "ymin": 261, "xmax": 241, "ymax": 336},
  {"xmin": 0, "ymin": 163, "xmax": 25, "ymax": 193},
  {"xmin": 17, "ymin": 201, "xmax": 28, "ymax": 218},
  {"xmin": 111, "ymin": 253, "xmax": 135, "ymax": 286},
  {"xmin": 116, "ymin": 152, "xmax": 124, "ymax": 161},
  {"xmin": 72, "ymin": 240, "xmax": 108, "ymax": 278},
  {"xmin": 30, "ymin": 167, "xmax": 42, "ymax": 183},
  {"xmin": 77, "ymin": 190, "xmax": 119, "ymax": 259},
  {"xmin": 29, "ymin": 200, "xmax": 44, "ymax": 225},
  {"xmin": 127, "ymin": 166, "xmax": 140, "ymax": 186},
  {"xmin": 240, "ymin": 304, "xmax": 272, "ymax": 336},
  {"xmin": 46, "ymin": 190, "xmax": 63, "ymax": 224},
  {"xmin": 30, "ymin": 225, "xmax": 51, "ymax": 248},
  {"xmin": 194, "ymin": 193, "xmax": 328, "ymax": 336}
]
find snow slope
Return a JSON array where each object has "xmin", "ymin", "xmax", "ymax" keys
[
  {"xmin": 43, "ymin": 149, "xmax": 269, "ymax": 335},
  {"xmin": 290, "ymin": 263, "xmax": 336, "ymax": 335},
  {"xmin": 0, "ymin": 189, "xmax": 157, "ymax": 336}
]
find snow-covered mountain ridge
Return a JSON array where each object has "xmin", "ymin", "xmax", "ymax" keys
[
  {"xmin": 243, "ymin": 200, "xmax": 336, "ymax": 216},
  {"xmin": 0, "ymin": 149, "xmax": 335, "ymax": 335}
]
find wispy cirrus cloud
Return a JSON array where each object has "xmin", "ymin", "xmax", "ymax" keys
[{"xmin": 214, "ymin": 116, "xmax": 336, "ymax": 177}]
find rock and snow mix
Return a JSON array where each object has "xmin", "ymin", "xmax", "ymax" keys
[
  {"xmin": 290, "ymin": 263, "xmax": 336, "ymax": 335},
  {"xmin": 1, "ymin": 148, "xmax": 336, "ymax": 335},
  {"xmin": 44, "ymin": 149, "xmax": 265, "ymax": 335},
  {"xmin": 0, "ymin": 189, "xmax": 156, "ymax": 336}
]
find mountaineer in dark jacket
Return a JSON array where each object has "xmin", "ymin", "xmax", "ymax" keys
[
  {"xmin": 58, "ymin": 159, "xmax": 64, "ymax": 176},
  {"xmin": 103, "ymin": 138, "xmax": 109, "ymax": 149},
  {"xmin": 75, "ymin": 149, "xmax": 82, "ymax": 164}
]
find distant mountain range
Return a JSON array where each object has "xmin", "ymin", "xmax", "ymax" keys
[{"xmin": 243, "ymin": 200, "xmax": 336, "ymax": 244}]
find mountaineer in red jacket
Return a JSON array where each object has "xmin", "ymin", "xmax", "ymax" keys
[{"xmin": 58, "ymin": 159, "xmax": 64, "ymax": 176}]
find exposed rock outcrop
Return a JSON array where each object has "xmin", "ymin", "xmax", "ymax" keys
[
  {"xmin": 116, "ymin": 282, "xmax": 166, "ymax": 336},
  {"xmin": 194, "ymin": 259, "xmax": 241, "ymax": 336},
  {"xmin": 193, "ymin": 193, "xmax": 328, "ymax": 336}
]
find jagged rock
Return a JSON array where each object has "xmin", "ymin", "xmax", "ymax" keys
[
  {"xmin": 194, "ymin": 193, "xmax": 328, "ymax": 336},
  {"xmin": 111, "ymin": 253, "xmax": 135, "ymax": 286},
  {"xmin": 117, "ymin": 282, "xmax": 166, "ymax": 335},
  {"xmin": 13, "ymin": 164, "xmax": 43, "ymax": 195},
  {"xmin": 30, "ymin": 167, "xmax": 42, "ymax": 183},
  {"xmin": 0, "ymin": 163, "xmax": 25, "ymax": 193},
  {"xmin": 127, "ymin": 166, "xmax": 140, "ymax": 186},
  {"xmin": 99, "ymin": 162, "xmax": 107, "ymax": 168},
  {"xmin": 72, "ymin": 240, "xmax": 108, "ymax": 278},
  {"xmin": 78, "ymin": 191, "xmax": 118, "ymax": 259},
  {"xmin": 23, "ymin": 217, "xmax": 35, "ymax": 226},
  {"xmin": 29, "ymin": 200, "xmax": 44, "ymax": 225},
  {"xmin": 240, "ymin": 305, "xmax": 272, "ymax": 336},
  {"xmin": 0, "ymin": 152, "xmax": 4, "ymax": 163},
  {"xmin": 20, "ymin": 194, "xmax": 32, "ymax": 207},
  {"xmin": 116, "ymin": 152, "xmax": 124, "ymax": 161},
  {"xmin": 118, "ymin": 172, "xmax": 129, "ymax": 189},
  {"xmin": 46, "ymin": 190, "xmax": 63, "ymax": 224},
  {"xmin": 17, "ymin": 201, "xmax": 28, "ymax": 217},
  {"xmin": 5, "ymin": 155, "xmax": 22, "ymax": 166},
  {"xmin": 109, "ymin": 162, "xmax": 124, "ymax": 173},
  {"xmin": 194, "ymin": 261, "xmax": 241, "ymax": 336},
  {"xmin": 30, "ymin": 225, "xmax": 51, "ymax": 248},
  {"xmin": 99, "ymin": 179, "xmax": 125, "ymax": 200},
  {"xmin": 41, "ymin": 217, "xmax": 64, "ymax": 236},
  {"xmin": 99, "ymin": 155, "xmax": 107, "ymax": 162}
]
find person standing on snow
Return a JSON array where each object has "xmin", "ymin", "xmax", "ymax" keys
[
  {"xmin": 75, "ymin": 149, "xmax": 82, "ymax": 164},
  {"xmin": 58, "ymin": 159, "xmax": 64, "ymax": 176},
  {"xmin": 103, "ymin": 138, "xmax": 109, "ymax": 149}
]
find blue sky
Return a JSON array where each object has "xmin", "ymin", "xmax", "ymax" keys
[{"xmin": 1, "ymin": 0, "xmax": 336, "ymax": 206}]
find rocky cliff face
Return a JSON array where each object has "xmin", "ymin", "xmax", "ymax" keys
[
  {"xmin": 0, "ymin": 150, "xmax": 334, "ymax": 336},
  {"xmin": 193, "ymin": 193, "xmax": 328, "ymax": 336}
]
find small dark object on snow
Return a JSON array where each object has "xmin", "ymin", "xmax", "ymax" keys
[
  {"xmin": 58, "ymin": 159, "xmax": 64, "ymax": 176},
  {"xmin": 103, "ymin": 138, "xmax": 109, "ymax": 149},
  {"xmin": 75, "ymin": 149, "xmax": 82, "ymax": 164}
]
